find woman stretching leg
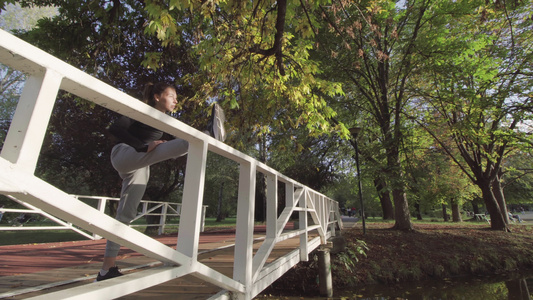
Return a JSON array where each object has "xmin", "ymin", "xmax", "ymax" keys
[{"xmin": 97, "ymin": 82, "xmax": 225, "ymax": 281}]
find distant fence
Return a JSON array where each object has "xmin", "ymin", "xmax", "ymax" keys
[{"xmin": 0, "ymin": 195, "xmax": 207, "ymax": 239}]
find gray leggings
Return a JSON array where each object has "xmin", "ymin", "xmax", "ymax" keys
[{"xmin": 105, "ymin": 139, "xmax": 188, "ymax": 257}]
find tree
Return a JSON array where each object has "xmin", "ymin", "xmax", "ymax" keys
[
  {"xmin": 12, "ymin": 0, "xmax": 206, "ymax": 224},
  {"xmin": 316, "ymin": 0, "xmax": 448, "ymax": 230},
  {"xmin": 203, "ymin": 153, "xmax": 239, "ymax": 221},
  {"xmin": 502, "ymin": 151, "xmax": 533, "ymax": 208},
  {"xmin": 414, "ymin": 0, "xmax": 533, "ymax": 231},
  {"xmin": 0, "ymin": 66, "xmax": 23, "ymax": 147},
  {"xmin": 141, "ymin": 0, "xmax": 347, "ymax": 138},
  {"xmin": 407, "ymin": 145, "xmax": 478, "ymax": 222}
]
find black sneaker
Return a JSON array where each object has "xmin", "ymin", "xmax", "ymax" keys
[
  {"xmin": 207, "ymin": 103, "xmax": 226, "ymax": 142},
  {"xmin": 96, "ymin": 266, "xmax": 123, "ymax": 282}
]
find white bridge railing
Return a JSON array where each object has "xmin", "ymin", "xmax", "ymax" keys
[
  {"xmin": 0, "ymin": 195, "xmax": 208, "ymax": 238},
  {"xmin": 0, "ymin": 29, "xmax": 342, "ymax": 300}
]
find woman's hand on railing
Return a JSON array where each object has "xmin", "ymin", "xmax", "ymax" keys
[{"xmin": 147, "ymin": 140, "xmax": 167, "ymax": 153}]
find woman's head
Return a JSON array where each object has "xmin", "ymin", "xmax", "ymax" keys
[{"xmin": 143, "ymin": 82, "xmax": 178, "ymax": 113}]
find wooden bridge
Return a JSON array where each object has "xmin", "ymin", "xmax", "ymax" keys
[
  {"xmin": 0, "ymin": 28, "xmax": 344, "ymax": 300},
  {"xmin": 0, "ymin": 218, "xmax": 357, "ymax": 299}
]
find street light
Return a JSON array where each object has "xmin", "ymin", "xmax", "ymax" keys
[{"xmin": 349, "ymin": 127, "xmax": 366, "ymax": 234}]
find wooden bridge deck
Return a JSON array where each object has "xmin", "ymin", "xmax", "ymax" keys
[{"xmin": 0, "ymin": 218, "xmax": 357, "ymax": 299}]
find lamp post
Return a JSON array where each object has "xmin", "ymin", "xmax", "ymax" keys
[{"xmin": 349, "ymin": 127, "xmax": 366, "ymax": 234}]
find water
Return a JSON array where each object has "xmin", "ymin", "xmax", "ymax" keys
[{"xmin": 259, "ymin": 272, "xmax": 533, "ymax": 299}]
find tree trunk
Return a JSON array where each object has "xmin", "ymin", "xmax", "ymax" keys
[
  {"xmin": 373, "ymin": 177, "xmax": 394, "ymax": 220},
  {"xmin": 451, "ymin": 198, "xmax": 462, "ymax": 222},
  {"xmin": 479, "ymin": 180, "xmax": 509, "ymax": 231},
  {"xmin": 391, "ymin": 166, "xmax": 414, "ymax": 230},
  {"xmin": 492, "ymin": 174, "xmax": 510, "ymax": 224},
  {"xmin": 144, "ymin": 203, "xmax": 161, "ymax": 235},
  {"xmin": 392, "ymin": 188, "xmax": 413, "ymax": 230},
  {"xmin": 386, "ymin": 141, "xmax": 413, "ymax": 230},
  {"xmin": 216, "ymin": 182, "xmax": 225, "ymax": 222},
  {"xmin": 471, "ymin": 199, "xmax": 480, "ymax": 215},
  {"xmin": 506, "ymin": 279, "xmax": 531, "ymax": 300},
  {"xmin": 442, "ymin": 204, "xmax": 449, "ymax": 222},
  {"xmin": 414, "ymin": 202, "xmax": 422, "ymax": 220}
]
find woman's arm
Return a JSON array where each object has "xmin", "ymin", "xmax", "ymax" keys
[{"xmin": 108, "ymin": 116, "xmax": 149, "ymax": 152}]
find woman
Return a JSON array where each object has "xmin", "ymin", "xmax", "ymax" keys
[{"xmin": 96, "ymin": 82, "xmax": 225, "ymax": 281}]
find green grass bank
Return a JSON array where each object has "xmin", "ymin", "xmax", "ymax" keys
[{"xmin": 263, "ymin": 221, "xmax": 533, "ymax": 296}]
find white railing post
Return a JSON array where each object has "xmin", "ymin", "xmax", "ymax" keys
[
  {"xmin": 320, "ymin": 194, "xmax": 328, "ymax": 243},
  {"xmin": 201, "ymin": 205, "xmax": 207, "ymax": 232},
  {"xmin": 176, "ymin": 139, "xmax": 208, "ymax": 259},
  {"xmin": 159, "ymin": 203, "xmax": 168, "ymax": 235},
  {"xmin": 329, "ymin": 199, "xmax": 336, "ymax": 236},
  {"xmin": 298, "ymin": 188, "xmax": 309, "ymax": 261},
  {"xmin": 233, "ymin": 160, "xmax": 256, "ymax": 299},
  {"xmin": 97, "ymin": 197, "xmax": 107, "ymax": 214},
  {"xmin": 1, "ymin": 71, "xmax": 62, "ymax": 174},
  {"xmin": 142, "ymin": 202, "xmax": 148, "ymax": 214}
]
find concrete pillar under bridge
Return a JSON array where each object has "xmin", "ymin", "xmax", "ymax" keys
[
  {"xmin": 318, "ymin": 247, "xmax": 333, "ymax": 297},
  {"xmin": 317, "ymin": 215, "xmax": 355, "ymax": 297}
]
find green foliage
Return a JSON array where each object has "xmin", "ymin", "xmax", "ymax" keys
[
  {"xmin": 502, "ymin": 152, "xmax": 533, "ymax": 205},
  {"xmin": 141, "ymin": 0, "xmax": 347, "ymax": 140},
  {"xmin": 3, "ymin": 0, "xmax": 532, "ymax": 230},
  {"xmin": 410, "ymin": 0, "xmax": 533, "ymax": 229},
  {"xmin": 8, "ymin": 0, "xmax": 207, "ymax": 200},
  {"xmin": 203, "ymin": 153, "xmax": 239, "ymax": 219},
  {"xmin": 0, "ymin": 64, "xmax": 24, "ymax": 144},
  {"xmin": 335, "ymin": 239, "xmax": 368, "ymax": 272}
]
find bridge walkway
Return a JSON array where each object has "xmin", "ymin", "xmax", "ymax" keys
[{"xmin": 0, "ymin": 218, "xmax": 357, "ymax": 299}]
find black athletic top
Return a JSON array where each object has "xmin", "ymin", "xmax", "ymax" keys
[{"xmin": 108, "ymin": 116, "xmax": 163, "ymax": 152}]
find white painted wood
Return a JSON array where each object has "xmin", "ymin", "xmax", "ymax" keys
[
  {"xmin": 1, "ymin": 71, "xmax": 61, "ymax": 173},
  {"xmin": 298, "ymin": 188, "xmax": 309, "ymax": 262},
  {"xmin": 286, "ymin": 181, "xmax": 295, "ymax": 208},
  {"xmin": 251, "ymin": 236, "xmax": 322, "ymax": 298},
  {"xmin": 0, "ymin": 159, "xmax": 191, "ymax": 265},
  {"xmin": 177, "ymin": 140, "xmax": 208, "ymax": 259},
  {"xmin": 251, "ymin": 248, "xmax": 301, "ymax": 297},
  {"xmin": 191, "ymin": 261, "xmax": 245, "ymax": 293},
  {"xmin": 207, "ymin": 290, "xmax": 233, "ymax": 300},
  {"xmin": 233, "ymin": 160, "xmax": 256, "ymax": 299},
  {"xmin": 159, "ymin": 203, "xmax": 168, "ymax": 235},
  {"xmin": 26, "ymin": 265, "xmax": 192, "ymax": 300},
  {"xmin": 2, "ymin": 197, "xmax": 94, "ymax": 239},
  {"xmin": 250, "ymin": 172, "xmax": 279, "ymax": 281}
]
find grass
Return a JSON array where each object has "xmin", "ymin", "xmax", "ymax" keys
[
  {"xmin": 263, "ymin": 221, "xmax": 533, "ymax": 297},
  {"xmin": 0, "ymin": 230, "xmax": 89, "ymax": 246},
  {"xmin": 0, "ymin": 214, "xmax": 518, "ymax": 246}
]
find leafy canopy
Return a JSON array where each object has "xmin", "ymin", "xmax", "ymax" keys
[{"xmin": 142, "ymin": 0, "xmax": 347, "ymax": 138}]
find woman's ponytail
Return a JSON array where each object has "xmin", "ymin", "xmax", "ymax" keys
[{"xmin": 143, "ymin": 83, "xmax": 156, "ymax": 107}]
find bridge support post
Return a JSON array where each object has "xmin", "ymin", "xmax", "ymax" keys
[{"xmin": 317, "ymin": 247, "xmax": 333, "ymax": 297}]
